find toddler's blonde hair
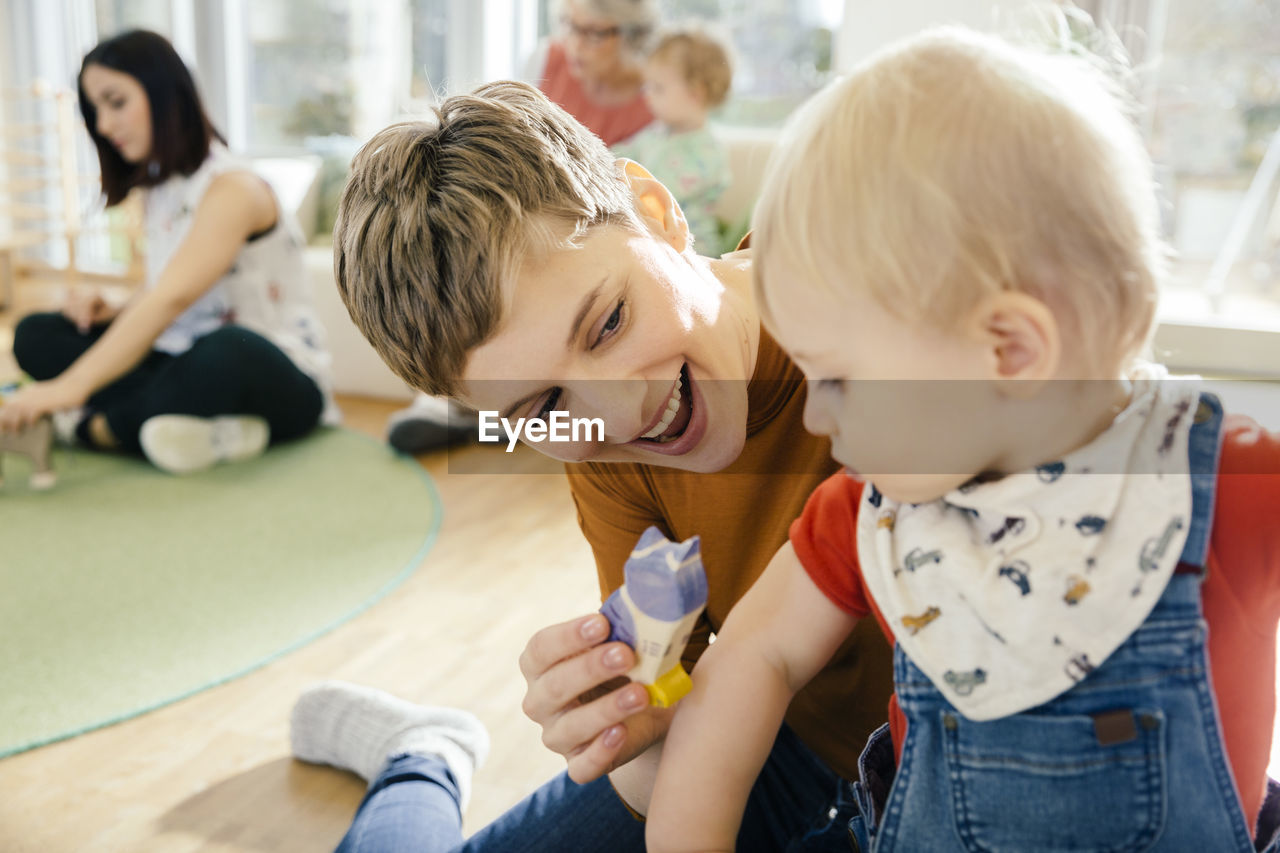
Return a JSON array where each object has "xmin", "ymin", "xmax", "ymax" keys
[
  {"xmin": 649, "ymin": 25, "xmax": 734, "ymax": 109},
  {"xmin": 754, "ymin": 25, "xmax": 1163, "ymax": 373}
]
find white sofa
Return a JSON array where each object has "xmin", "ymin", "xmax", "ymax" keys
[{"xmin": 712, "ymin": 125, "xmax": 780, "ymax": 232}]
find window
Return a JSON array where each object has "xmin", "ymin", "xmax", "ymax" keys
[
  {"xmin": 665, "ymin": 0, "xmax": 842, "ymax": 126},
  {"xmin": 1146, "ymin": 0, "xmax": 1280, "ymax": 336},
  {"xmin": 410, "ymin": 0, "xmax": 451, "ymax": 101},
  {"xmin": 95, "ymin": 0, "xmax": 174, "ymax": 38},
  {"xmin": 241, "ymin": 1, "xmax": 361, "ymax": 148}
]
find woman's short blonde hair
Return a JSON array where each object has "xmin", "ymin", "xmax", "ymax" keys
[
  {"xmin": 334, "ymin": 81, "xmax": 641, "ymax": 397},
  {"xmin": 649, "ymin": 25, "xmax": 734, "ymax": 109},
  {"xmin": 754, "ymin": 25, "xmax": 1164, "ymax": 373}
]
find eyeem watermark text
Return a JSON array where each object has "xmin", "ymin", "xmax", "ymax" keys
[{"xmin": 478, "ymin": 411, "xmax": 605, "ymax": 452}]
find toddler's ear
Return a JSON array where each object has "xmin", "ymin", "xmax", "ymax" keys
[
  {"xmin": 616, "ymin": 158, "xmax": 690, "ymax": 253},
  {"xmin": 969, "ymin": 292, "xmax": 1060, "ymax": 392}
]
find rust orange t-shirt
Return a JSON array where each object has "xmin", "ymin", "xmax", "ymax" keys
[
  {"xmin": 538, "ymin": 41, "xmax": 653, "ymax": 146},
  {"xmin": 791, "ymin": 414, "xmax": 1280, "ymax": 835},
  {"xmin": 565, "ymin": 331, "xmax": 895, "ymax": 781}
]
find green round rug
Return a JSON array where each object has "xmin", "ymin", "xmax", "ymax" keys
[{"xmin": 0, "ymin": 427, "xmax": 441, "ymax": 758}]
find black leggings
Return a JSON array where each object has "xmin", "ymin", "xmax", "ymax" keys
[{"xmin": 13, "ymin": 313, "xmax": 325, "ymax": 453}]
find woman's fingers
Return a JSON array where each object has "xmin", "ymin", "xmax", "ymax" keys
[
  {"xmin": 518, "ymin": 613, "xmax": 609, "ymax": 682},
  {"xmin": 566, "ymin": 723, "xmax": 630, "ymax": 784},
  {"xmin": 537, "ymin": 676, "xmax": 648, "ymax": 757},
  {"xmin": 564, "ymin": 702, "xmax": 676, "ymax": 784},
  {"xmin": 525, "ymin": 638, "xmax": 636, "ymax": 715},
  {"xmin": 519, "ymin": 611, "xmax": 671, "ymax": 778}
]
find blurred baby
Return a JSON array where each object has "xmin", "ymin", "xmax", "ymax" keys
[{"xmin": 615, "ymin": 25, "xmax": 733, "ymax": 254}]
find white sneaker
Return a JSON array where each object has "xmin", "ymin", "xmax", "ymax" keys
[{"xmin": 139, "ymin": 414, "xmax": 270, "ymax": 475}]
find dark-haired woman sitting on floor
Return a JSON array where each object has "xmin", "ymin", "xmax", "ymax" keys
[{"xmin": 0, "ymin": 29, "xmax": 335, "ymax": 474}]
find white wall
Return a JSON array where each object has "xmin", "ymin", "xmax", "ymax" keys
[
  {"xmin": 445, "ymin": 0, "xmax": 539, "ymax": 96},
  {"xmin": 835, "ymin": 0, "xmax": 1023, "ymax": 71},
  {"xmin": 348, "ymin": 1, "xmax": 410, "ymax": 140}
]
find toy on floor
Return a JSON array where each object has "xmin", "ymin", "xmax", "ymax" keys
[
  {"xmin": 0, "ymin": 381, "xmax": 57, "ymax": 490},
  {"xmin": 0, "ymin": 415, "xmax": 56, "ymax": 490},
  {"xmin": 599, "ymin": 526, "xmax": 708, "ymax": 707}
]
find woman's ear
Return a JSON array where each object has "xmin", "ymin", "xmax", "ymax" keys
[
  {"xmin": 968, "ymin": 291, "xmax": 1061, "ymax": 393},
  {"xmin": 616, "ymin": 158, "xmax": 690, "ymax": 253}
]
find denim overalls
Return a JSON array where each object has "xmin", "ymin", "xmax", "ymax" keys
[{"xmin": 842, "ymin": 393, "xmax": 1275, "ymax": 852}]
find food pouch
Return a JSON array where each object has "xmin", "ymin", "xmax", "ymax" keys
[{"xmin": 599, "ymin": 526, "xmax": 708, "ymax": 707}]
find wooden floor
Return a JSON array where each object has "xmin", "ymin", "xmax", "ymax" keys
[{"xmin": 0, "ymin": 277, "xmax": 601, "ymax": 852}]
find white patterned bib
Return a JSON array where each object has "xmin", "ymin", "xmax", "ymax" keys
[{"xmin": 856, "ymin": 366, "xmax": 1200, "ymax": 720}]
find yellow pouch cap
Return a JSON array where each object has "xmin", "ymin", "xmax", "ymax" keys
[{"xmin": 644, "ymin": 665, "xmax": 693, "ymax": 707}]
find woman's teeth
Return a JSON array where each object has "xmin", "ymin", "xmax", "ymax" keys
[{"xmin": 641, "ymin": 375, "xmax": 684, "ymax": 440}]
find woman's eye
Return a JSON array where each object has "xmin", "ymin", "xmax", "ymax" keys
[
  {"xmin": 596, "ymin": 300, "xmax": 624, "ymax": 345},
  {"xmin": 535, "ymin": 387, "xmax": 562, "ymax": 421},
  {"xmin": 817, "ymin": 379, "xmax": 844, "ymax": 391}
]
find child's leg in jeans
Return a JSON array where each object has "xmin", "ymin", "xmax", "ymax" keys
[
  {"xmin": 337, "ymin": 755, "xmax": 468, "ymax": 853},
  {"xmin": 343, "ymin": 724, "xmax": 842, "ymax": 853},
  {"xmin": 292, "ymin": 682, "xmax": 489, "ymax": 853},
  {"xmin": 303, "ymin": 685, "xmax": 840, "ymax": 853},
  {"xmin": 336, "ymin": 759, "xmax": 645, "ymax": 853}
]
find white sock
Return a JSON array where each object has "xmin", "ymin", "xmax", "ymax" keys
[{"xmin": 290, "ymin": 681, "xmax": 489, "ymax": 811}]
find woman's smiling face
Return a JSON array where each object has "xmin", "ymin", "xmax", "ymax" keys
[{"xmin": 459, "ymin": 222, "xmax": 756, "ymax": 472}]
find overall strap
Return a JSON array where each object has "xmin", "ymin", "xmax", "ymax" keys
[{"xmin": 1177, "ymin": 392, "xmax": 1225, "ymax": 572}]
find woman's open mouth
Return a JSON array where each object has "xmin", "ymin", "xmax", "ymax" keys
[{"xmin": 627, "ymin": 364, "xmax": 706, "ymax": 456}]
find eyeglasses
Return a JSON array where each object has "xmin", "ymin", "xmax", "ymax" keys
[{"xmin": 561, "ymin": 17, "xmax": 622, "ymax": 45}]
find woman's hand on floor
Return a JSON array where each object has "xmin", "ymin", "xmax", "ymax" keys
[
  {"xmin": 0, "ymin": 379, "xmax": 87, "ymax": 433},
  {"xmin": 519, "ymin": 612, "xmax": 675, "ymax": 784}
]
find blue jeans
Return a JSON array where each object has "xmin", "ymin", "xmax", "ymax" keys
[
  {"xmin": 336, "ymin": 722, "xmax": 852, "ymax": 853},
  {"xmin": 853, "ymin": 575, "xmax": 1255, "ymax": 852}
]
